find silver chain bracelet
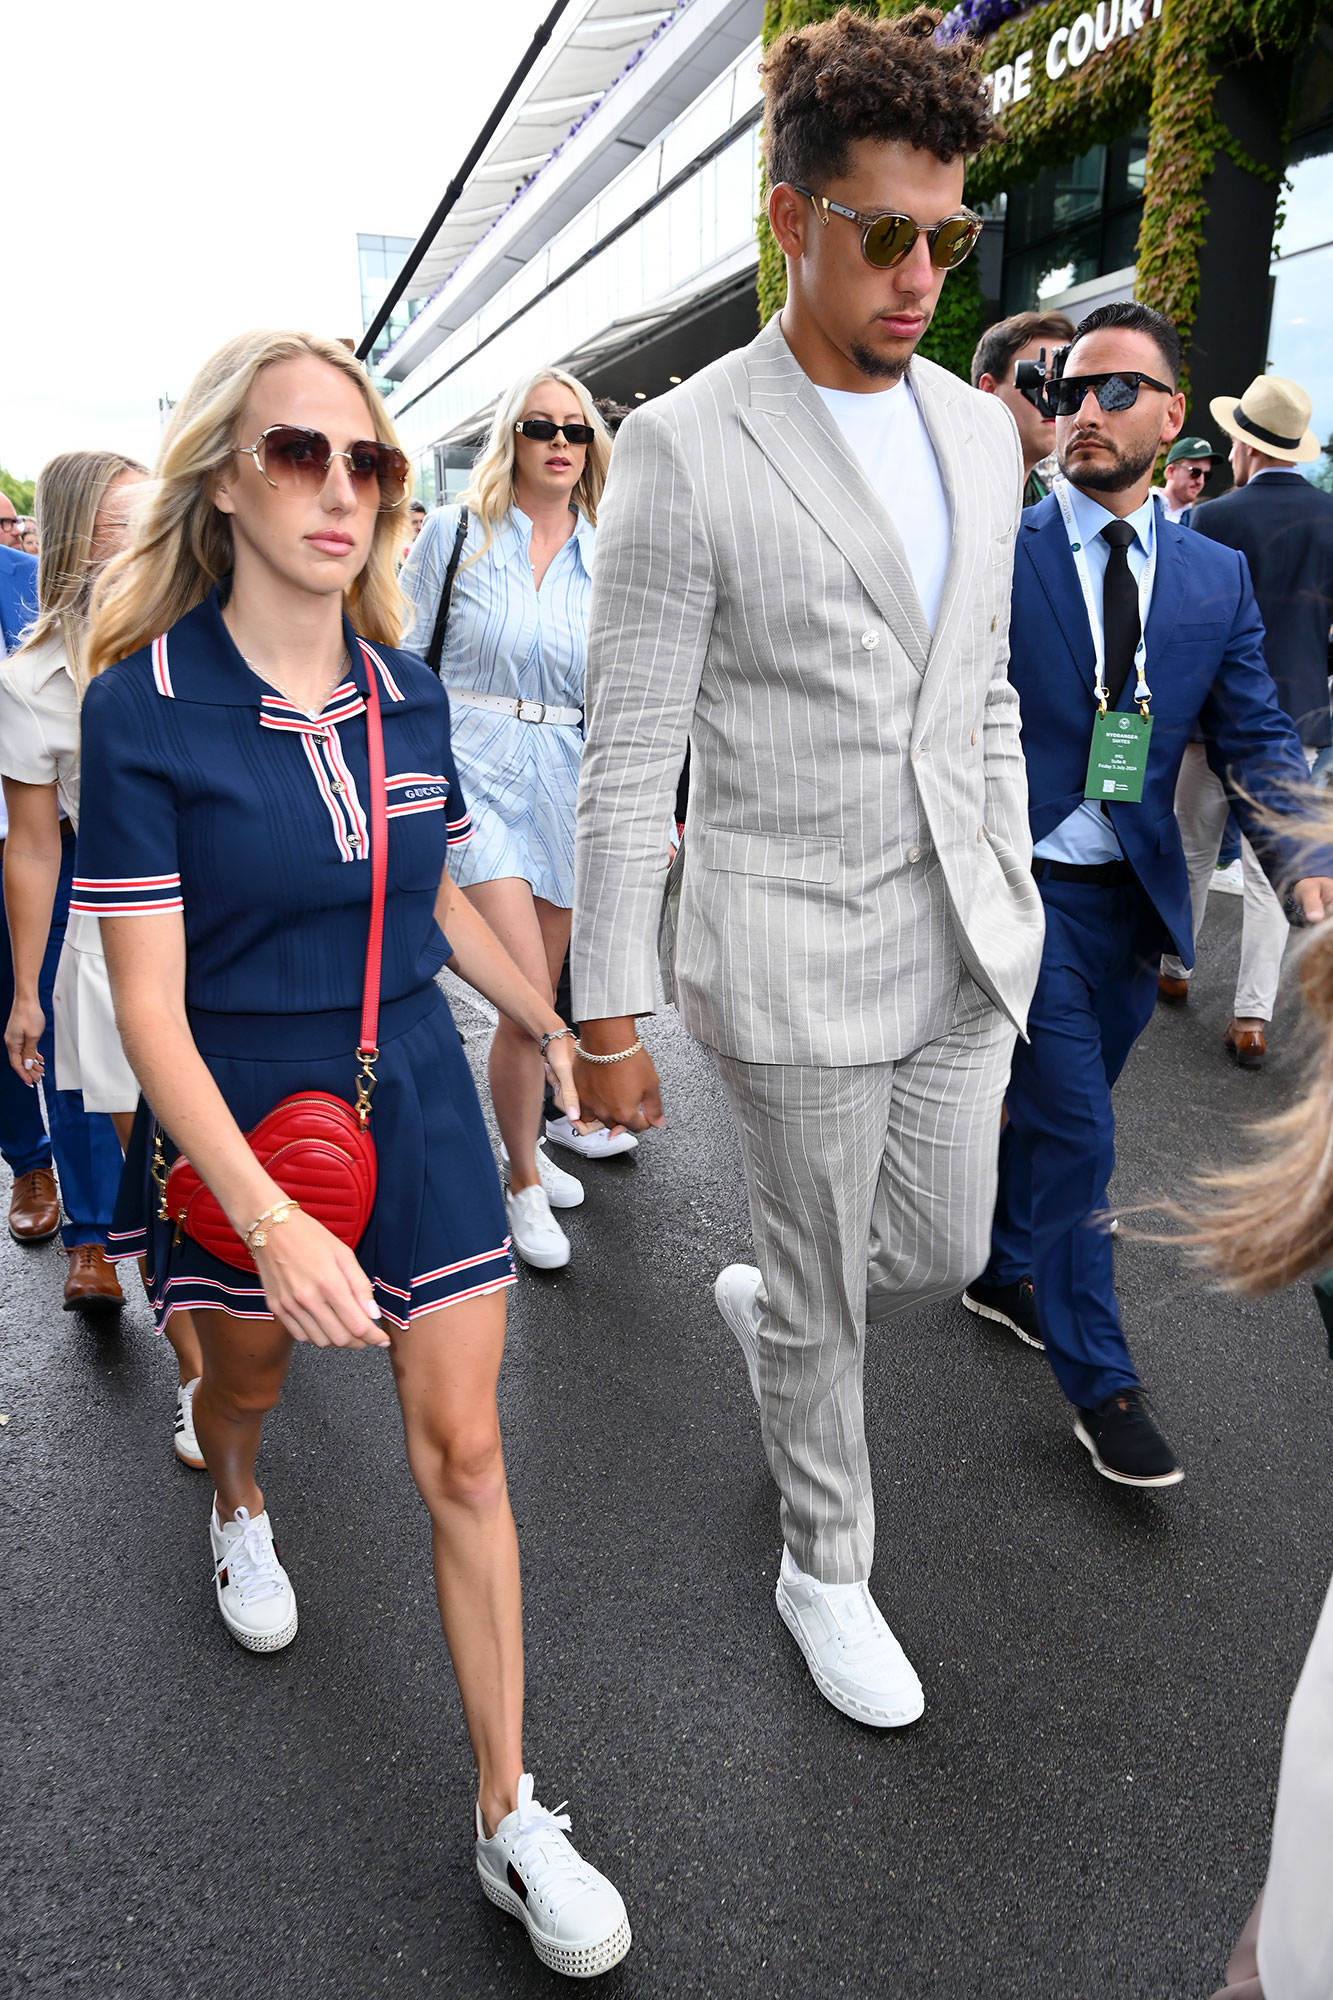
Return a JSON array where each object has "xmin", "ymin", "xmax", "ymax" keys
[
  {"xmin": 572, "ymin": 1036, "xmax": 645, "ymax": 1065},
  {"xmin": 539, "ymin": 1027, "xmax": 575, "ymax": 1058}
]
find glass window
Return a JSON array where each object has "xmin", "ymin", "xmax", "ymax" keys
[{"xmin": 1000, "ymin": 129, "xmax": 1147, "ymax": 314}]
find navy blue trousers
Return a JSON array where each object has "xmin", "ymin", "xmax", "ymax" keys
[
  {"xmin": 0, "ymin": 827, "xmax": 122, "ymax": 1246},
  {"xmin": 980, "ymin": 874, "xmax": 1163, "ymax": 1410}
]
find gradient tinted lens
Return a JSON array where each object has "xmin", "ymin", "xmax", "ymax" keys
[
  {"xmin": 930, "ymin": 216, "xmax": 982, "ymax": 269},
  {"xmin": 518, "ymin": 420, "xmax": 595, "ymax": 444},
  {"xmin": 349, "ymin": 440, "xmax": 410, "ymax": 507},
  {"xmin": 861, "ymin": 213, "xmax": 918, "ymax": 268},
  {"xmin": 261, "ymin": 427, "xmax": 333, "ymax": 487}
]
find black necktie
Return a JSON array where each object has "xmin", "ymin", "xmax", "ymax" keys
[{"xmin": 1101, "ymin": 519, "xmax": 1139, "ymax": 708}]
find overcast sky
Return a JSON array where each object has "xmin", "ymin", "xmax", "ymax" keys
[{"xmin": 1, "ymin": 0, "xmax": 550, "ymax": 480}]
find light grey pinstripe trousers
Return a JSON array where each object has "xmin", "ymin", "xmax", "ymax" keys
[{"xmin": 714, "ymin": 995, "xmax": 1016, "ymax": 1585}]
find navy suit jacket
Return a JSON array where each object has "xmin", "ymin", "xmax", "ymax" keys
[
  {"xmin": 1192, "ymin": 470, "xmax": 1333, "ymax": 747},
  {"xmin": 0, "ymin": 545, "xmax": 38, "ymax": 652},
  {"xmin": 1009, "ymin": 493, "xmax": 1316, "ymax": 967}
]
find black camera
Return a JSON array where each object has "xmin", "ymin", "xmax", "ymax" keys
[{"xmin": 1013, "ymin": 343, "xmax": 1071, "ymax": 417}]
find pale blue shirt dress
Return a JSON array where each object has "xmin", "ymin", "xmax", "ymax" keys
[{"xmin": 401, "ymin": 503, "xmax": 593, "ymax": 908}]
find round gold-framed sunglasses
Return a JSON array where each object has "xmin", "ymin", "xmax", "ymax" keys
[
  {"xmin": 236, "ymin": 425, "xmax": 410, "ymax": 511},
  {"xmin": 789, "ymin": 184, "xmax": 983, "ymax": 271}
]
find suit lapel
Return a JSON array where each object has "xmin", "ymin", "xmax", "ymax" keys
[
  {"xmin": 909, "ymin": 363, "xmax": 982, "ymax": 739},
  {"xmin": 740, "ymin": 320, "xmax": 931, "ymax": 671},
  {"xmin": 1022, "ymin": 504, "xmax": 1099, "ymax": 699},
  {"xmin": 1143, "ymin": 513, "xmax": 1187, "ymax": 672}
]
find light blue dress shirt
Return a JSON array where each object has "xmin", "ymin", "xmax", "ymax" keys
[{"xmin": 1032, "ymin": 484, "xmax": 1158, "ymax": 865}]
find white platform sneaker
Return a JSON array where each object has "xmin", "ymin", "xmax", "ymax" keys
[
  {"xmin": 775, "ymin": 1547, "xmax": 924, "ymax": 1728},
  {"xmin": 210, "ymin": 1503, "xmax": 298, "ymax": 1653},
  {"xmin": 713, "ymin": 1263, "xmax": 762, "ymax": 1403},
  {"xmin": 544, "ymin": 1114, "xmax": 638, "ymax": 1161},
  {"xmin": 475, "ymin": 1774, "xmax": 631, "ymax": 1979},
  {"xmin": 174, "ymin": 1376, "xmax": 206, "ymax": 1468},
  {"xmin": 505, "ymin": 1184, "xmax": 572, "ymax": 1269},
  {"xmin": 500, "ymin": 1140, "xmax": 584, "ymax": 1209}
]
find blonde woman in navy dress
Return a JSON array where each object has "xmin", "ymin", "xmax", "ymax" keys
[
  {"xmin": 79, "ymin": 331, "xmax": 630, "ymax": 1979},
  {"xmin": 402, "ymin": 370, "xmax": 634, "ymax": 1273}
]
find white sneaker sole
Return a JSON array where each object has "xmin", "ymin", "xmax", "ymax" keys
[
  {"xmin": 477, "ymin": 1866, "xmax": 631, "ymax": 1979},
  {"xmin": 960, "ymin": 1289, "xmax": 1045, "ymax": 1351},
  {"xmin": 507, "ymin": 1229, "xmax": 572, "ymax": 1271},
  {"xmin": 775, "ymin": 1585, "xmax": 925, "ymax": 1729},
  {"xmin": 174, "ymin": 1436, "xmax": 207, "ymax": 1469},
  {"xmin": 544, "ymin": 1122, "xmax": 638, "ymax": 1161},
  {"xmin": 1073, "ymin": 1419, "xmax": 1185, "ymax": 1488},
  {"xmin": 214, "ymin": 1580, "xmax": 298, "ymax": 1652}
]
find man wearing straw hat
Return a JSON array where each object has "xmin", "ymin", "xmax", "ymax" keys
[{"xmin": 1158, "ymin": 375, "xmax": 1333, "ymax": 1065}]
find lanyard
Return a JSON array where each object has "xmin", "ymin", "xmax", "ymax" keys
[{"xmin": 1056, "ymin": 483, "xmax": 1156, "ymax": 715}]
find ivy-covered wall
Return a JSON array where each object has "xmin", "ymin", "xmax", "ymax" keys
[{"xmin": 757, "ymin": 0, "xmax": 1322, "ymax": 390}]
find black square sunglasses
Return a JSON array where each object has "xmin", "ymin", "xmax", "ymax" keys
[
  {"xmin": 1037, "ymin": 370, "xmax": 1175, "ymax": 419},
  {"xmin": 514, "ymin": 419, "xmax": 596, "ymax": 446}
]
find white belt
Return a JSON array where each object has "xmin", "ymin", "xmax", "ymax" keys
[{"xmin": 450, "ymin": 688, "xmax": 581, "ymax": 727}]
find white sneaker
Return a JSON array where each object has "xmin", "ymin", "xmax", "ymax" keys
[
  {"xmin": 505, "ymin": 1184, "xmax": 571, "ymax": 1270},
  {"xmin": 500, "ymin": 1140, "xmax": 584, "ymax": 1210},
  {"xmin": 714, "ymin": 1263, "xmax": 762, "ymax": 1403},
  {"xmin": 210, "ymin": 1503, "xmax": 298, "ymax": 1653},
  {"xmin": 544, "ymin": 1114, "xmax": 638, "ymax": 1161},
  {"xmin": 775, "ymin": 1546, "xmax": 924, "ymax": 1728},
  {"xmin": 174, "ymin": 1376, "xmax": 206, "ymax": 1468},
  {"xmin": 475, "ymin": 1774, "xmax": 631, "ymax": 1979},
  {"xmin": 1212, "ymin": 858, "xmax": 1245, "ymax": 896}
]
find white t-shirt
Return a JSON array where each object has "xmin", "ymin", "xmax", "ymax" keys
[{"xmin": 815, "ymin": 377, "xmax": 952, "ymax": 631}]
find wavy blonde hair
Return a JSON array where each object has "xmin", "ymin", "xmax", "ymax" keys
[
  {"xmin": 458, "ymin": 363, "xmax": 611, "ymax": 568},
  {"xmin": 12, "ymin": 451, "xmax": 148, "ymax": 695},
  {"xmin": 87, "ymin": 331, "xmax": 408, "ymax": 680}
]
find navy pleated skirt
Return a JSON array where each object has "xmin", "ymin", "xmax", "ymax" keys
[{"xmin": 110, "ymin": 981, "xmax": 514, "ymax": 1331}]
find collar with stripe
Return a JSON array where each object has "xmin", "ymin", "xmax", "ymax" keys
[{"xmin": 147, "ymin": 586, "xmax": 405, "ymax": 716}]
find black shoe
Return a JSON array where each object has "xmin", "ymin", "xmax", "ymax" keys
[
  {"xmin": 1074, "ymin": 1388, "xmax": 1183, "ymax": 1488},
  {"xmin": 961, "ymin": 1277, "xmax": 1044, "ymax": 1350}
]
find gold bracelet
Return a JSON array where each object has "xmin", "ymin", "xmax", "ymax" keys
[
  {"xmin": 244, "ymin": 1199, "xmax": 301, "ymax": 1252},
  {"xmin": 572, "ymin": 1036, "xmax": 645, "ymax": 1065}
]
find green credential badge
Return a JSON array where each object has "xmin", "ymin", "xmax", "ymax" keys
[{"xmin": 1084, "ymin": 710, "xmax": 1153, "ymax": 804}]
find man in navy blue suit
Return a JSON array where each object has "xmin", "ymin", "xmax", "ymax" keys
[{"xmin": 961, "ymin": 301, "xmax": 1333, "ymax": 1489}]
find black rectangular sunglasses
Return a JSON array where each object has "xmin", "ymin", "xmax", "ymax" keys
[
  {"xmin": 1042, "ymin": 370, "xmax": 1174, "ymax": 419},
  {"xmin": 514, "ymin": 419, "xmax": 596, "ymax": 445}
]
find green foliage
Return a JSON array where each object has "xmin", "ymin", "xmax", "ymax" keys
[
  {"xmin": 757, "ymin": 0, "xmax": 1322, "ymax": 392},
  {"xmin": 0, "ymin": 467, "xmax": 35, "ymax": 515}
]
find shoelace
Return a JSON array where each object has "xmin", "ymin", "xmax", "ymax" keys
[
  {"xmin": 507, "ymin": 1775, "xmax": 594, "ymax": 1901},
  {"xmin": 824, "ymin": 1583, "xmax": 892, "ymax": 1663},
  {"xmin": 214, "ymin": 1506, "xmax": 287, "ymax": 1605}
]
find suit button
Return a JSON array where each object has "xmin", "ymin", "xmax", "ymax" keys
[
  {"xmin": 911, "ymin": 747, "xmax": 922, "ymax": 764},
  {"xmin": 860, "ymin": 629, "xmax": 879, "ymax": 650},
  {"xmin": 977, "ymin": 826, "xmax": 986, "ymax": 843},
  {"xmin": 971, "ymin": 728, "xmax": 978, "ymax": 746},
  {"xmin": 906, "ymin": 845, "xmax": 923, "ymax": 863},
  {"xmin": 331, "ymin": 779, "xmax": 347, "ymax": 794}
]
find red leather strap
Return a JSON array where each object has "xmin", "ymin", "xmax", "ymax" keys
[{"xmin": 357, "ymin": 644, "xmax": 388, "ymax": 1058}]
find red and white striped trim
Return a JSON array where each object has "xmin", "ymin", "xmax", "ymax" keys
[
  {"xmin": 357, "ymin": 640, "xmax": 404, "ymax": 702},
  {"xmin": 151, "ymin": 633, "xmax": 175, "ymax": 698},
  {"xmin": 321, "ymin": 724, "xmax": 370, "ymax": 853},
  {"xmin": 70, "ymin": 870, "xmax": 184, "ymax": 916},
  {"xmin": 301, "ymin": 733, "xmax": 358, "ymax": 863},
  {"xmin": 259, "ymin": 691, "xmax": 366, "ymax": 732}
]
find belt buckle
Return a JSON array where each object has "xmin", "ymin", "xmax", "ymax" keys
[{"xmin": 515, "ymin": 698, "xmax": 546, "ymax": 724}]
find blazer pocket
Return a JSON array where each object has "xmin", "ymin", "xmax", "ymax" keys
[{"xmin": 695, "ymin": 826, "xmax": 841, "ymax": 884}]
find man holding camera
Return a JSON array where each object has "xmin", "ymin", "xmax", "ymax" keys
[{"xmin": 962, "ymin": 302, "xmax": 1332, "ymax": 1489}]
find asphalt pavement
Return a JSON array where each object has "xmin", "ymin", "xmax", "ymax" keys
[{"xmin": 6, "ymin": 890, "xmax": 1333, "ymax": 2000}]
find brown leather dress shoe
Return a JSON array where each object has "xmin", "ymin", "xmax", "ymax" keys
[
  {"xmin": 1224, "ymin": 1020, "xmax": 1267, "ymax": 1068},
  {"xmin": 9, "ymin": 1166, "xmax": 60, "ymax": 1242},
  {"xmin": 63, "ymin": 1244, "xmax": 124, "ymax": 1312},
  {"xmin": 1157, "ymin": 972, "xmax": 1190, "ymax": 1006}
]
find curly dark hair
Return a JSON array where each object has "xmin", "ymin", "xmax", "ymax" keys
[{"xmin": 761, "ymin": 6, "xmax": 996, "ymax": 189}]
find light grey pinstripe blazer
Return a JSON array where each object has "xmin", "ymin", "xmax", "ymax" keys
[{"xmin": 571, "ymin": 314, "xmax": 1044, "ymax": 1067}]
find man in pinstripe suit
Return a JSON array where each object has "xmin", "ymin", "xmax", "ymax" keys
[{"xmin": 570, "ymin": 8, "xmax": 1043, "ymax": 1727}]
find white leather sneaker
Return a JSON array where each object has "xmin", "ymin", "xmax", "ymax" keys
[
  {"xmin": 544, "ymin": 1114, "xmax": 638, "ymax": 1161},
  {"xmin": 500, "ymin": 1140, "xmax": 584, "ymax": 1210},
  {"xmin": 775, "ymin": 1547, "xmax": 924, "ymax": 1728},
  {"xmin": 505, "ymin": 1185, "xmax": 572, "ymax": 1269},
  {"xmin": 714, "ymin": 1263, "xmax": 762, "ymax": 1403},
  {"xmin": 174, "ymin": 1376, "xmax": 206, "ymax": 1468},
  {"xmin": 475, "ymin": 1774, "xmax": 631, "ymax": 1979},
  {"xmin": 210, "ymin": 1503, "xmax": 298, "ymax": 1653}
]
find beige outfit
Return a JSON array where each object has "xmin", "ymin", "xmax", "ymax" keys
[
  {"xmin": 571, "ymin": 316, "xmax": 1044, "ymax": 1580},
  {"xmin": 0, "ymin": 633, "xmax": 138, "ymax": 1113}
]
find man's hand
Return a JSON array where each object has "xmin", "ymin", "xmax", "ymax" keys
[
  {"xmin": 575, "ymin": 1016, "xmax": 666, "ymax": 1133},
  {"xmin": 1293, "ymin": 877, "xmax": 1333, "ymax": 924}
]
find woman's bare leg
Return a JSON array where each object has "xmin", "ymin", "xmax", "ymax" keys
[
  {"xmin": 389, "ymin": 1287, "xmax": 523, "ymax": 1836},
  {"xmin": 188, "ymin": 1305, "xmax": 294, "ymax": 1520},
  {"xmin": 461, "ymin": 879, "xmax": 570, "ymax": 1193},
  {"xmin": 111, "ymin": 1106, "xmax": 203, "ymax": 1385}
]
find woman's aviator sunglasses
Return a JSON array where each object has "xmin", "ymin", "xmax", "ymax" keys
[
  {"xmin": 790, "ymin": 185, "xmax": 983, "ymax": 270},
  {"xmin": 237, "ymin": 426, "xmax": 410, "ymax": 510},
  {"xmin": 1039, "ymin": 371, "xmax": 1175, "ymax": 419},
  {"xmin": 514, "ymin": 419, "xmax": 596, "ymax": 446}
]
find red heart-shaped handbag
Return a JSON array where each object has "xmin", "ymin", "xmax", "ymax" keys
[{"xmin": 158, "ymin": 642, "xmax": 389, "ymax": 1275}]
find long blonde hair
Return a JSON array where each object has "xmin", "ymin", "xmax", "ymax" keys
[
  {"xmin": 13, "ymin": 451, "xmax": 147, "ymax": 695},
  {"xmin": 458, "ymin": 364, "xmax": 611, "ymax": 569},
  {"xmin": 87, "ymin": 331, "xmax": 408, "ymax": 680}
]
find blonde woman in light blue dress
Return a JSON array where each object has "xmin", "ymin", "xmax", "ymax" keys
[{"xmin": 401, "ymin": 368, "xmax": 624, "ymax": 1270}]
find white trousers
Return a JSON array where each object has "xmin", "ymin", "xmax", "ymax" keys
[{"xmin": 1159, "ymin": 742, "xmax": 1313, "ymax": 1022}]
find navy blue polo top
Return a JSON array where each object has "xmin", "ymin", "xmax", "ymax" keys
[{"xmin": 76, "ymin": 589, "xmax": 472, "ymax": 1017}]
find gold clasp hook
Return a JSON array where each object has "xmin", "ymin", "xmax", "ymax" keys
[
  {"xmin": 355, "ymin": 1047, "xmax": 378, "ymax": 1131},
  {"xmin": 151, "ymin": 1127, "xmax": 170, "ymax": 1222}
]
